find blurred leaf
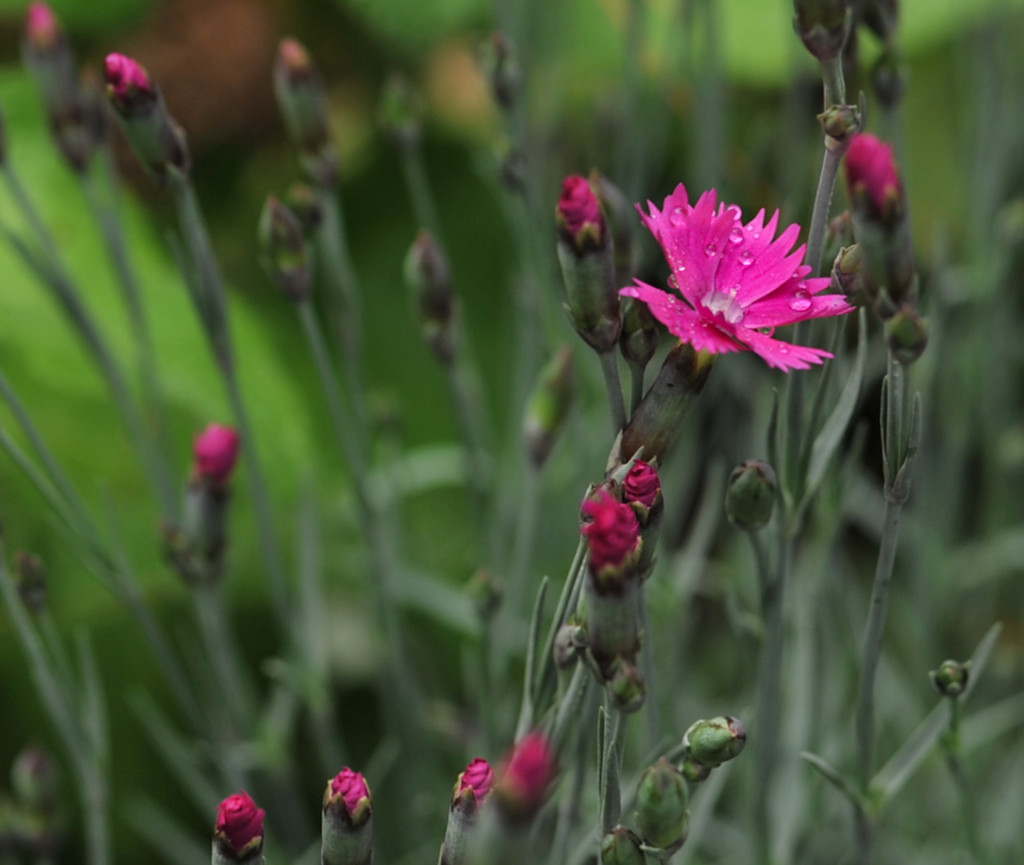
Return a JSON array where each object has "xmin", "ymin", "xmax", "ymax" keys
[{"xmin": 800, "ymin": 751, "xmax": 865, "ymax": 811}]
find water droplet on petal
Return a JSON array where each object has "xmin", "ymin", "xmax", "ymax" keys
[
  {"xmin": 726, "ymin": 204, "xmax": 742, "ymax": 221},
  {"xmin": 668, "ymin": 274, "xmax": 678, "ymax": 290},
  {"xmin": 789, "ymin": 290, "xmax": 812, "ymax": 312},
  {"xmin": 738, "ymin": 249, "xmax": 754, "ymax": 266},
  {"xmin": 729, "ymin": 283, "xmax": 741, "ymax": 297},
  {"xmin": 705, "ymin": 242, "xmax": 717, "ymax": 257},
  {"xmin": 760, "ymin": 327, "xmax": 776, "ymax": 337},
  {"xmin": 669, "ymin": 207, "xmax": 685, "ymax": 226},
  {"xmin": 780, "ymin": 347, "xmax": 789, "ymax": 354},
  {"xmin": 728, "ymin": 227, "xmax": 744, "ymax": 244}
]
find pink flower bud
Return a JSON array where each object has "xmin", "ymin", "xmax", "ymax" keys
[
  {"xmin": 25, "ymin": 3, "xmax": 60, "ymax": 49},
  {"xmin": 623, "ymin": 461, "xmax": 661, "ymax": 510},
  {"xmin": 330, "ymin": 768, "xmax": 371, "ymax": 821},
  {"xmin": 277, "ymin": 38, "xmax": 314, "ymax": 81},
  {"xmin": 495, "ymin": 733, "xmax": 556, "ymax": 819},
  {"xmin": 582, "ymin": 490, "xmax": 640, "ymax": 572},
  {"xmin": 457, "ymin": 758, "xmax": 494, "ymax": 802},
  {"xmin": 104, "ymin": 53, "xmax": 154, "ymax": 109},
  {"xmin": 215, "ymin": 790, "xmax": 265, "ymax": 858},
  {"xmin": 556, "ymin": 175, "xmax": 605, "ymax": 251},
  {"xmin": 845, "ymin": 133, "xmax": 903, "ymax": 218},
  {"xmin": 194, "ymin": 424, "xmax": 240, "ymax": 484}
]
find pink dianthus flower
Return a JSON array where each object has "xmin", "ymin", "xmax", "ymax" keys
[
  {"xmin": 582, "ymin": 490, "xmax": 640, "ymax": 571},
  {"xmin": 620, "ymin": 184, "xmax": 853, "ymax": 371}
]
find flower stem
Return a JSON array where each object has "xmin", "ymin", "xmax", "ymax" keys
[
  {"xmin": 942, "ymin": 701, "xmax": 990, "ymax": 865},
  {"xmin": 628, "ymin": 364, "xmax": 645, "ymax": 418},
  {"xmin": 598, "ymin": 351, "xmax": 628, "ymax": 433}
]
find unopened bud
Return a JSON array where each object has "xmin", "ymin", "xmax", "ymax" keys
[
  {"xmin": 405, "ymin": 231, "xmax": 457, "ymax": 364},
  {"xmin": 213, "ymin": 791, "xmax": 265, "ymax": 864},
  {"xmin": 259, "ymin": 196, "xmax": 313, "ymax": 302},
  {"xmin": 831, "ymin": 244, "xmax": 869, "ymax": 306},
  {"xmin": 636, "ymin": 759, "xmax": 688, "ymax": 855},
  {"xmin": 600, "ymin": 826, "xmax": 645, "ymax": 865},
  {"xmin": 556, "ymin": 175, "xmax": 622, "ymax": 354},
  {"xmin": 620, "ymin": 343, "xmax": 713, "ymax": 463},
  {"xmin": 11, "ymin": 746, "xmax": 58, "ymax": 812},
  {"xmin": 819, "ymin": 103, "xmax": 861, "ymax": 146},
  {"xmin": 523, "ymin": 346, "xmax": 575, "ymax": 469},
  {"xmin": 493, "ymin": 732, "xmax": 556, "ymax": 822},
  {"xmin": 862, "ymin": 0, "xmax": 899, "ymax": 44},
  {"xmin": 554, "ymin": 623, "xmax": 586, "ymax": 669},
  {"xmin": 480, "ymin": 33, "xmax": 520, "ymax": 111},
  {"xmin": 274, "ymin": 38, "xmax": 338, "ymax": 184},
  {"xmin": 871, "ymin": 49, "xmax": 906, "ymax": 110},
  {"xmin": 608, "ymin": 657, "xmax": 646, "ymax": 714},
  {"xmin": 194, "ymin": 424, "xmax": 240, "ymax": 487},
  {"xmin": 619, "ymin": 298, "xmax": 659, "ymax": 372},
  {"xmin": 322, "ymin": 769, "xmax": 373, "ymax": 865},
  {"xmin": 15, "ymin": 552, "xmax": 47, "ymax": 613},
  {"xmin": 886, "ymin": 305, "xmax": 927, "ymax": 365},
  {"xmin": 377, "ymin": 73, "xmax": 422, "ymax": 151},
  {"xmin": 792, "ymin": 0, "xmax": 851, "ymax": 64},
  {"xmin": 683, "ymin": 716, "xmax": 746, "ymax": 767},
  {"xmin": 931, "ymin": 659, "xmax": 969, "ymax": 699},
  {"xmin": 284, "ymin": 182, "xmax": 324, "ymax": 233},
  {"xmin": 726, "ymin": 460, "xmax": 777, "ymax": 531},
  {"xmin": 104, "ymin": 53, "xmax": 190, "ymax": 181},
  {"xmin": 442, "ymin": 759, "xmax": 493, "ymax": 865},
  {"xmin": 591, "ymin": 172, "xmax": 636, "ymax": 287},
  {"xmin": 679, "ymin": 755, "xmax": 711, "ymax": 784}
]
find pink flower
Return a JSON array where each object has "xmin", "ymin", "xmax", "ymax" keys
[
  {"xmin": 457, "ymin": 757, "xmax": 494, "ymax": 801},
  {"xmin": 25, "ymin": 3, "xmax": 59, "ymax": 48},
  {"xmin": 623, "ymin": 460, "xmax": 661, "ymax": 509},
  {"xmin": 194, "ymin": 424, "xmax": 240, "ymax": 484},
  {"xmin": 495, "ymin": 732, "xmax": 556, "ymax": 815},
  {"xmin": 620, "ymin": 185, "xmax": 853, "ymax": 371},
  {"xmin": 582, "ymin": 490, "xmax": 640, "ymax": 571},
  {"xmin": 104, "ymin": 53, "xmax": 153, "ymax": 108},
  {"xmin": 845, "ymin": 133, "xmax": 903, "ymax": 218},
  {"xmin": 215, "ymin": 790, "xmax": 264, "ymax": 855},
  {"xmin": 330, "ymin": 767, "xmax": 371, "ymax": 818}
]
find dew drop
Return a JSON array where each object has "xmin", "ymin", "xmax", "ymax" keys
[
  {"xmin": 669, "ymin": 207, "xmax": 685, "ymax": 226},
  {"xmin": 738, "ymin": 249, "xmax": 754, "ymax": 266},
  {"xmin": 789, "ymin": 290, "xmax": 812, "ymax": 312},
  {"xmin": 728, "ymin": 227, "xmax": 744, "ymax": 245},
  {"xmin": 726, "ymin": 204, "xmax": 742, "ymax": 221},
  {"xmin": 760, "ymin": 326, "xmax": 776, "ymax": 337},
  {"xmin": 780, "ymin": 347, "xmax": 789, "ymax": 354},
  {"xmin": 704, "ymin": 242, "xmax": 717, "ymax": 257},
  {"xmin": 668, "ymin": 274, "xmax": 678, "ymax": 290}
]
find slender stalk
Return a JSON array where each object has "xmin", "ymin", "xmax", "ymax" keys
[
  {"xmin": 805, "ymin": 145, "xmax": 845, "ymax": 279},
  {"xmin": 638, "ymin": 584, "xmax": 659, "ymax": 750},
  {"xmin": 628, "ymin": 365, "xmax": 645, "ymax": 417},
  {"xmin": 192, "ymin": 583, "xmax": 255, "ymax": 726},
  {"xmin": 598, "ymin": 351, "xmax": 627, "ymax": 433},
  {"xmin": 398, "ymin": 144, "xmax": 442, "ymax": 241},
  {"xmin": 821, "ymin": 56, "xmax": 847, "ymax": 108},
  {"xmin": 942, "ymin": 700, "xmax": 988, "ymax": 865},
  {"xmin": 446, "ymin": 351, "xmax": 492, "ymax": 522}
]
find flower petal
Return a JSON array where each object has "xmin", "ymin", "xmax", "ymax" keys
[
  {"xmin": 733, "ymin": 327, "xmax": 833, "ymax": 371},
  {"xmin": 740, "ymin": 291, "xmax": 854, "ymax": 329},
  {"xmin": 621, "ymin": 282, "xmax": 742, "ymax": 355}
]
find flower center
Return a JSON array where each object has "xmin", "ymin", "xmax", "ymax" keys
[{"xmin": 702, "ymin": 287, "xmax": 745, "ymax": 325}]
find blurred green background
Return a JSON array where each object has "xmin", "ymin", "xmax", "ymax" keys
[{"xmin": 1, "ymin": 0, "xmax": 1024, "ymax": 861}]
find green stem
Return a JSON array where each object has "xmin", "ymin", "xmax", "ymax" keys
[
  {"xmin": 399, "ymin": 144, "xmax": 442, "ymax": 241},
  {"xmin": 192, "ymin": 583, "xmax": 255, "ymax": 726},
  {"xmin": 943, "ymin": 701, "xmax": 988, "ymax": 865},
  {"xmin": 446, "ymin": 349, "xmax": 492, "ymax": 523},
  {"xmin": 598, "ymin": 351, "xmax": 628, "ymax": 433},
  {"xmin": 753, "ymin": 530, "xmax": 788, "ymax": 865},
  {"xmin": 628, "ymin": 364, "xmax": 645, "ymax": 417},
  {"xmin": 821, "ymin": 56, "xmax": 847, "ymax": 108},
  {"xmin": 533, "ymin": 539, "xmax": 587, "ymax": 708}
]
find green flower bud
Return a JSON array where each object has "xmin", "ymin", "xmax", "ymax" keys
[
  {"xmin": 726, "ymin": 461, "xmax": 777, "ymax": 531},
  {"xmin": 818, "ymin": 103, "xmax": 861, "ymax": 146},
  {"xmin": 792, "ymin": 0, "xmax": 851, "ymax": 64},
  {"xmin": 405, "ymin": 230, "xmax": 457, "ymax": 365},
  {"xmin": 679, "ymin": 756, "xmax": 711, "ymax": 784},
  {"xmin": 600, "ymin": 826, "xmax": 645, "ymax": 865},
  {"xmin": 608, "ymin": 658, "xmax": 646, "ymax": 714},
  {"xmin": 931, "ymin": 660, "xmax": 969, "ymax": 699},
  {"xmin": 554, "ymin": 623, "xmax": 586, "ymax": 670},
  {"xmin": 284, "ymin": 182, "xmax": 324, "ymax": 233},
  {"xmin": 619, "ymin": 297, "xmax": 659, "ymax": 372},
  {"xmin": 683, "ymin": 716, "xmax": 747, "ymax": 768},
  {"xmin": 377, "ymin": 73, "xmax": 422, "ymax": 152},
  {"xmin": 886, "ymin": 305, "xmax": 927, "ymax": 365},
  {"xmin": 274, "ymin": 38, "xmax": 338, "ymax": 184},
  {"xmin": 636, "ymin": 759, "xmax": 688, "ymax": 856},
  {"xmin": 831, "ymin": 244, "xmax": 871, "ymax": 307},
  {"xmin": 620, "ymin": 343, "xmax": 713, "ymax": 464},
  {"xmin": 259, "ymin": 196, "xmax": 313, "ymax": 302},
  {"xmin": 523, "ymin": 346, "xmax": 575, "ymax": 469}
]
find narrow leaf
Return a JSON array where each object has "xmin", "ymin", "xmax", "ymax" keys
[{"xmin": 800, "ymin": 751, "xmax": 865, "ymax": 812}]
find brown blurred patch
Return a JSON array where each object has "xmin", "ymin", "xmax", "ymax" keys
[{"xmin": 100, "ymin": 0, "xmax": 281, "ymax": 184}]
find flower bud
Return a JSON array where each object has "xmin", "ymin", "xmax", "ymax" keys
[
  {"xmin": 556, "ymin": 175, "xmax": 622, "ymax": 354},
  {"xmin": 441, "ymin": 759, "xmax": 493, "ymax": 865},
  {"xmin": 591, "ymin": 172, "xmax": 636, "ymax": 288},
  {"xmin": 818, "ymin": 103, "xmax": 861, "ymax": 146},
  {"xmin": 523, "ymin": 346, "xmax": 575, "ymax": 469},
  {"xmin": 480, "ymin": 32, "xmax": 520, "ymax": 111},
  {"xmin": 620, "ymin": 343, "xmax": 713, "ymax": 464},
  {"xmin": 582, "ymin": 490, "xmax": 641, "ymax": 578},
  {"xmin": 862, "ymin": 0, "xmax": 899, "ymax": 44},
  {"xmin": 104, "ymin": 53, "xmax": 190, "ymax": 181},
  {"xmin": 845, "ymin": 134, "xmax": 904, "ymax": 223},
  {"xmin": 15, "ymin": 552, "xmax": 47, "ymax": 613},
  {"xmin": 259, "ymin": 196, "xmax": 313, "ymax": 302},
  {"xmin": 11, "ymin": 746, "xmax": 58, "ymax": 813},
  {"xmin": 608, "ymin": 657, "xmax": 646, "ymax": 714},
  {"xmin": 377, "ymin": 73, "xmax": 422, "ymax": 151},
  {"xmin": 322, "ymin": 769, "xmax": 373, "ymax": 865},
  {"xmin": 619, "ymin": 297, "xmax": 659, "ymax": 373},
  {"xmin": 792, "ymin": 0, "xmax": 851, "ymax": 64},
  {"xmin": 871, "ymin": 48, "xmax": 906, "ymax": 110},
  {"xmin": 886, "ymin": 305, "xmax": 927, "ymax": 365},
  {"xmin": 635, "ymin": 759, "xmax": 688, "ymax": 856},
  {"xmin": 931, "ymin": 660, "xmax": 969, "ymax": 699},
  {"xmin": 194, "ymin": 425, "xmax": 240, "ymax": 486},
  {"xmin": 213, "ymin": 791, "xmax": 265, "ymax": 864},
  {"xmin": 405, "ymin": 230, "xmax": 457, "ymax": 365},
  {"xmin": 726, "ymin": 460, "xmax": 777, "ymax": 531},
  {"xmin": 678, "ymin": 755, "xmax": 711, "ymax": 784},
  {"xmin": 493, "ymin": 733, "xmax": 556, "ymax": 822},
  {"xmin": 831, "ymin": 244, "xmax": 870, "ymax": 307},
  {"xmin": 600, "ymin": 826, "xmax": 645, "ymax": 865},
  {"xmin": 554, "ymin": 623, "xmax": 586, "ymax": 669},
  {"xmin": 683, "ymin": 716, "xmax": 747, "ymax": 767},
  {"xmin": 274, "ymin": 38, "xmax": 338, "ymax": 184},
  {"xmin": 623, "ymin": 460, "xmax": 661, "ymax": 512},
  {"xmin": 467, "ymin": 568, "xmax": 503, "ymax": 620},
  {"xmin": 284, "ymin": 182, "xmax": 324, "ymax": 233}
]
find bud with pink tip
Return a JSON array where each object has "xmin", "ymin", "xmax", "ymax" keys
[
  {"xmin": 556, "ymin": 175, "xmax": 622, "ymax": 354},
  {"xmin": 274, "ymin": 38, "xmax": 338, "ymax": 185},
  {"xmin": 492, "ymin": 733, "xmax": 556, "ymax": 822},
  {"xmin": 322, "ymin": 768, "xmax": 372, "ymax": 865},
  {"xmin": 213, "ymin": 791, "xmax": 265, "ymax": 864},
  {"xmin": 104, "ymin": 52, "xmax": 190, "ymax": 181},
  {"xmin": 194, "ymin": 424, "xmax": 240, "ymax": 486},
  {"xmin": 582, "ymin": 490, "xmax": 640, "ymax": 579},
  {"xmin": 440, "ymin": 758, "xmax": 494, "ymax": 865}
]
